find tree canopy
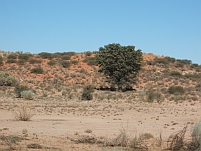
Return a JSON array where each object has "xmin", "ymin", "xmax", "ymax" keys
[{"xmin": 96, "ymin": 43, "xmax": 143, "ymax": 91}]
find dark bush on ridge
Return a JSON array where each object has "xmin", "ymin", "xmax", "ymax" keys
[
  {"xmin": 168, "ymin": 86, "xmax": 185, "ymax": 95},
  {"xmin": 30, "ymin": 67, "xmax": 44, "ymax": 74}
]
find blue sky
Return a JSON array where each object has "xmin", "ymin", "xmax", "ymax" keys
[{"xmin": 0, "ymin": 0, "xmax": 201, "ymax": 64}]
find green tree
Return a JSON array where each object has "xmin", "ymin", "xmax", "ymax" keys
[{"xmin": 96, "ymin": 43, "xmax": 142, "ymax": 91}]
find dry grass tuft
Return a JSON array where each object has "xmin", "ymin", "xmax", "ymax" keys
[
  {"xmin": 13, "ymin": 103, "xmax": 34, "ymax": 121},
  {"xmin": 167, "ymin": 125, "xmax": 187, "ymax": 151}
]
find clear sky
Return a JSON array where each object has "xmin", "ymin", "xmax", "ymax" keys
[{"xmin": 0, "ymin": 0, "xmax": 201, "ymax": 64}]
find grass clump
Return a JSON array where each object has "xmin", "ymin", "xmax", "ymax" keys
[{"xmin": 189, "ymin": 120, "xmax": 201, "ymax": 151}]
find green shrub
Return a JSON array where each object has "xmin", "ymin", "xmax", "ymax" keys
[
  {"xmin": 164, "ymin": 56, "xmax": 176, "ymax": 63},
  {"xmin": 18, "ymin": 53, "xmax": 32, "ymax": 61},
  {"xmin": 146, "ymin": 87, "xmax": 163, "ymax": 102},
  {"xmin": 83, "ymin": 57, "xmax": 97, "ymax": 66},
  {"xmin": 85, "ymin": 51, "xmax": 92, "ymax": 56},
  {"xmin": 14, "ymin": 85, "xmax": 29, "ymax": 98},
  {"xmin": 7, "ymin": 54, "xmax": 17, "ymax": 59},
  {"xmin": 168, "ymin": 86, "xmax": 185, "ymax": 95},
  {"xmin": 30, "ymin": 67, "xmax": 44, "ymax": 74},
  {"xmin": 47, "ymin": 60, "xmax": 57, "ymax": 66},
  {"xmin": 0, "ymin": 72, "xmax": 17, "ymax": 86},
  {"xmin": 177, "ymin": 59, "xmax": 192, "ymax": 65},
  {"xmin": 29, "ymin": 59, "xmax": 42, "ymax": 64},
  {"xmin": 0, "ymin": 60, "xmax": 3, "ymax": 65},
  {"xmin": 154, "ymin": 57, "xmax": 168, "ymax": 65},
  {"xmin": 63, "ymin": 52, "xmax": 76, "ymax": 56},
  {"xmin": 21, "ymin": 90, "xmax": 35, "ymax": 100},
  {"xmin": 81, "ymin": 85, "xmax": 94, "ymax": 100},
  {"xmin": 17, "ymin": 59, "xmax": 26, "ymax": 65},
  {"xmin": 38, "ymin": 52, "xmax": 53, "ymax": 59},
  {"xmin": 59, "ymin": 60, "xmax": 71, "ymax": 68},
  {"xmin": 0, "ymin": 56, "xmax": 3, "ymax": 65},
  {"xmin": 170, "ymin": 71, "xmax": 182, "ymax": 77},
  {"xmin": 71, "ymin": 60, "xmax": 79, "ymax": 65},
  {"xmin": 61, "ymin": 55, "xmax": 71, "ymax": 60},
  {"xmin": 6, "ymin": 59, "xmax": 17, "ymax": 64}
]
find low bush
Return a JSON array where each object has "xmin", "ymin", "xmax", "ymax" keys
[
  {"xmin": 30, "ymin": 67, "xmax": 44, "ymax": 74},
  {"xmin": 0, "ymin": 72, "xmax": 17, "ymax": 86},
  {"xmin": 61, "ymin": 55, "xmax": 71, "ymax": 60},
  {"xmin": 38, "ymin": 52, "xmax": 53, "ymax": 59},
  {"xmin": 21, "ymin": 90, "xmax": 35, "ymax": 100},
  {"xmin": 0, "ymin": 60, "xmax": 3, "ymax": 65},
  {"xmin": 17, "ymin": 59, "xmax": 26, "ymax": 65},
  {"xmin": 59, "ymin": 60, "xmax": 71, "ymax": 68},
  {"xmin": 146, "ymin": 87, "xmax": 163, "ymax": 102},
  {"xmin": 71, "ymin": 60, "xmax": 79, "ymax": 65},
  {"xmin": 154, "ymin": 57, "xmax": 168, "ymax": 65},
  {"xmin": 18, "ymin": 53, "xmax": 32, "ymax": 61},
  {"xmin": 83, "ymin": 57, "xmax": 97, "ymax": 66},
  {"xmin": 47, "ymin": 60, "xmax": 57, "ymax": 66},
  {"xmin": 168, "ymin": 85, "xmax": 185, "ymax": 95},
  {"xmin": 170, "ymin": 71, "xmax": 182, "ymax": 77},
  {"xmin": 7, "ymin": 54, "xmax": 17, "ymax": 59},
  {"xmin": 85, "ymin": 51, "xmax": 92, "ymax": 56},
  {"xmin": 29, "ymin": 59, "xmax": 42, "ymax": 64},
  {"xmin": 14, "ymin": 85, "xmax": 29, "ymax": 98},
  {"xmin": 190, "ymin": 120, "xmax": 201, "ymax": 151},
  {"xmin": 81, "ymin": 85, "xmax": 94, "ymax": 100},
  {"xmin": 0, "ymin": 56, "xmax": 3, "ymax": 65},
  {"xmin": 6, "ymin": 59, "xmax": 17, "ymax": 64}
]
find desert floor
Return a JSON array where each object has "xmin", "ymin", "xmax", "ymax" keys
[{"xmin": 0, "ymin": 97, "xmax": 200, "ymax": 151}]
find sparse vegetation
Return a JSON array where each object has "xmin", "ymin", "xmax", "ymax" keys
[{"xmin": 1, "ymin": 48, "xmax": 201, "ymax": 151}]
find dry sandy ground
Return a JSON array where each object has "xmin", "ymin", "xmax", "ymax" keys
[{"xmin": 0, "ymin": 97, "xmax": 201, "ymax": 150}]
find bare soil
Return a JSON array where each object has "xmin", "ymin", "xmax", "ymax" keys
[{"xmin": 0, "ymin": 97, "xmax": 200, "ymax": 150}]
